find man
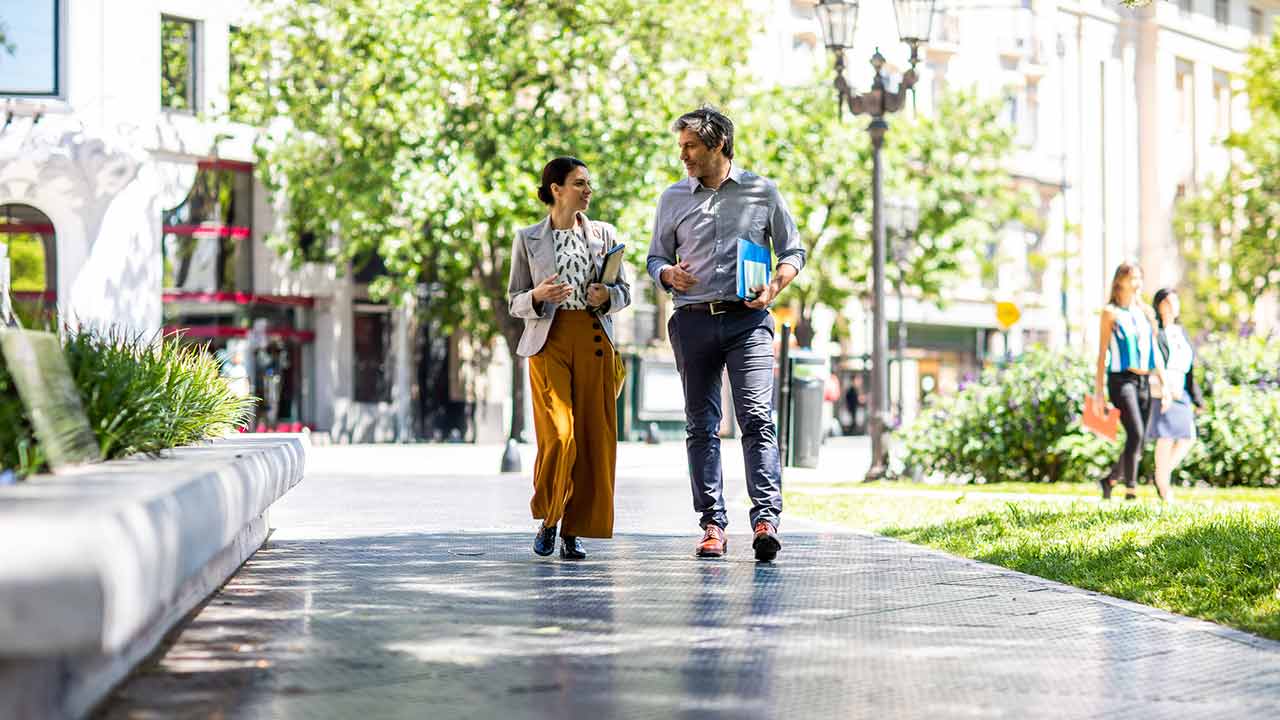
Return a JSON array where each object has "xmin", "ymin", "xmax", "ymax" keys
[{"xmin": 646, "ymin": 106, "xmax": 806, "ymax": 562}]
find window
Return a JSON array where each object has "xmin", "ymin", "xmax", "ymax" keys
[
  {"xmin": 1251, "ymin": 7, "xmax": 1266, "ymax": 36},
  {"xmin": 982, "ymin": 240, "xmax": 999, "ymax": 290},
  {"xmin": 162, "ymin": 161, "xmax": 254, "ymax": 293},
  {"xmin": 1213, "ymin": 70, "xmax": 1231, "ymax": 137},
  {"xmin": 0, "ymin": 204, "xmax": 57, "ymax": 327},
  {"xmin": 927, "ymin": 60, "xmax": 947, "ymax": 108},
  {"xmin": 1024, "ymin": 228, "xmax": 1046, "ymax": 293},
  {"xmin": 1178, "ymin": 0, "xmax": 1193, "ymax": 15},
  {"xmin": 353, "ymin": 307, "xmax": 392, "ymax": 403},
  {"xmin": 161, "ymin": 16, "xmax": 198, "ymax": 111},
  {"xmin": 1175, "ymin": 59, "xmax": 1194, "ymax": 133},
  {"xmin": 1003, "ymin": 90, "xmax": 1019, "ymax": 128},
  {"xmin": 0, "ymin": 0, "xmax": 60, "ymax": 96},
  {"xmin": 1022, "ymin": 82, "xmax": 1040, "ymax": 147},
  {"xmin": 228, "ymin": 25, "xmax": 255, "ymax": 120},
  {"xmin": 1215, "ymin": 0, "xmax": 1230, "ymax": 27}
]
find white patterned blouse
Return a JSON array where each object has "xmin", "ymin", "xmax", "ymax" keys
[{"xmin": 552, "ymin": 226, "xmax": 593, "ymax": 310}]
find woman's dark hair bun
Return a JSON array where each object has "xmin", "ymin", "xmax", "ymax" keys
[{"xmin": 538, "ymin": 156, "xmax": 587, "ymax": 206}]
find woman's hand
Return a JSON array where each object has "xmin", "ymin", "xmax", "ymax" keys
[
  {"xmin": 1165, "ymin": 385, "xmax": 1183, "ymax": 403},
  {"xmin": 532, "ymin": 274, "xmax": 573, "ymax": 304},
  {"xmin": 586, "ymin": 283, "xmax": 609, "ymax": 307}
]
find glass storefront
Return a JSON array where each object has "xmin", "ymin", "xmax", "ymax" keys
[{"xmin": 162, "ymin": 160, "xmax": 315, "ymax": 430}]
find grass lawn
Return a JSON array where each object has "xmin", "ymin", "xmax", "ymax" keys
[{"xmin": 786, "ymin": 486, "xmax": 1280, "ymax": 641}]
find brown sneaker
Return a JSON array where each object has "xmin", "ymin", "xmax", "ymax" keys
[
  {"xmin": 695, "ymin": 524, "xmax": 727, "ymax": 558},
  {"xmin": 752, "ymin": 521, "xmax": 781, "ymax": 562}
]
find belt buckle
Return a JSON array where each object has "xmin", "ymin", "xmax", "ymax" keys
[{"xmin": 709, "ymin": 301, "xmax": 726, "ymax": 316}]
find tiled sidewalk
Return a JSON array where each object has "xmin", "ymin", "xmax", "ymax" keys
[{"xmin": 100, "ymin": 444, "xmax": 1280, "ymax": 719}]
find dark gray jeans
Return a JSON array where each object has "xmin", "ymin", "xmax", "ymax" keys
[{"xmin": 668, "ymin": 307, "xmax": 782, "ymax": 531}]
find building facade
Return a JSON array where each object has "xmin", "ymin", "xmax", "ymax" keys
[
  {"xmin": 750, "ymin": 0, "xmax": 1277, "ymax": 425},
  {"xmin": 0, "ymin": 0, "xmax": 437, "ymax": 441}
]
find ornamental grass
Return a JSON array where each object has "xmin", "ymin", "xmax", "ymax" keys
[{"xmin": 0, "ymin": 327, "xmax": 255, "ymax": 479}]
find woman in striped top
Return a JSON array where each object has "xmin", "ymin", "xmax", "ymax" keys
[{"xmin": 1093, "ymin": 262, "xmax": 1170, "ymax": 499}]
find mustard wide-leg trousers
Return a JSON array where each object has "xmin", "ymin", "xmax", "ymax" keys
[{"xmin": 528, "ymin": 310, "xmax": 618, "ymax": 539}]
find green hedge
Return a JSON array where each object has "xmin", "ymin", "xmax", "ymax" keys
[
  {"xmin": 1, "ymin": 329, "xmax": 255, "ymax": 479},
  {"xmin": 895, "ymin": 338, "xmax": 1280, "ymax": 488}
]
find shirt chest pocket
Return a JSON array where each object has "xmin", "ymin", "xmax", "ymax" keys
[{"xmin": 735, "ymin": 204, "xmax": 769, "ymax": 241}]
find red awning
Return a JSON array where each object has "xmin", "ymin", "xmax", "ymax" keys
[
  {"xmin": 164, "ymin": 325, "xmax": 316, "ymax": 343},
  {"xmin": 163, "ymin": 224, "xmax": 251, "ymax": 239},
  {"xmin": 0, "ymin": 223, "xmax": 56, "ymax": 234},
  {"xmin": 162, "ymin": 291, "xmax": 316, "ymax": 308}
]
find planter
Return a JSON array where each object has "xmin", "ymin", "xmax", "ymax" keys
[{"xmin": 0, "ymin": 434, "xmax": 308, "ymax": 720}]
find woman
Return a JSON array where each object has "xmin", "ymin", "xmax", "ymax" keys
[
  {"xmin": 1094, "ymin": 262, "xmax": 1170, "ymax": 500},
  {"xmin": 1148, "ymin": 288, "xmax": 1203, "ymax": 502},
  {"xmin": 507, "ymin": 156, "xmax": 631, "ymax": 559}
]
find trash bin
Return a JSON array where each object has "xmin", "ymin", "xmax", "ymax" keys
[{"xmin": 786, "ymin": 351, "xmax": 827, "ymax": 468}]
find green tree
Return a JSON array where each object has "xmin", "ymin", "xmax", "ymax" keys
[
  {"xmin": 231, "ymin": 0, "xmax": 751, "ymax": 439},
  {"xmin": 738, "ymin": 85, "xmax": 1025, "ymax": 346},
  {"xmin": 1174, "ymin": 28, "xmax": 1280, "ymax": 334}
]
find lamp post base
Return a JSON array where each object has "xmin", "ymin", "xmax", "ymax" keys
[{"xmin": 500, "ymin": 438, "xmax": 522, "ymax": 473}]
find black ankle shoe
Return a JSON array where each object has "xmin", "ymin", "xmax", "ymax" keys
[
  {"xmin": 533, "ymin": 524, "xmax": 557, "ymax": 556},
  {"xmin": 560, "ymin": 536, "xmax": 586, "ymax": 560},
  {"xmin": 1099, "ymin": 474, "xmax": 1115, "ymax": 500}
]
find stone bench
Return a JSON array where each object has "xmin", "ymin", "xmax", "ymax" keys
[{"xmin": 0, "ymin": 434, "xmax": 308, "ymax": 719}]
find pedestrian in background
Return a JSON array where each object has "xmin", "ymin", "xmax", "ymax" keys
[
  {"xmin": 508, "ymin": 156, "xmax": 631, "ymax": 559},
  {"xmin": 1093, "ymin": 262, "xmax": 1170, "ymax": 500},
  {"xmin": 646, "ymin": 106, "xmax": 806, "ymax": 561},
  {"xmin": 1149, "ymin": 287, "xmax": 1203, "ymax": 502}
]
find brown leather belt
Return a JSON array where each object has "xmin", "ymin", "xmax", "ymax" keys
[{"xmin": 679, "ymin": 300, "xmax": 753, "ymax": 315}]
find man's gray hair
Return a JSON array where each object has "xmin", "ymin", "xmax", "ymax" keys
[{"xmin": 671, "ymin": 105, "xmax": 735, "ymax": 160}]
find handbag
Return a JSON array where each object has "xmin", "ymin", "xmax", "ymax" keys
[{"xmin": 613, "ymin": 350, "xmax": 626, "ymax": 399}]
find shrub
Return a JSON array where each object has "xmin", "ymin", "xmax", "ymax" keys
[
  {"xmin": 1197, "ymin": 334, "xmax": 1280, "ymax": 392},
  {"xmin": 893, "ymin": 347, "xmax": 1104, "ymax": 484},
  {"xmin": 896, "ymin": 338, "xmax": 1280, "ymax": 488},
  {"xmin": 0, "ymin": 328, "xmax": 255, "ymax": 478},
  {"xmin": 1180, "ymin": 384, "xmax": 1280, "ymax": 487}
]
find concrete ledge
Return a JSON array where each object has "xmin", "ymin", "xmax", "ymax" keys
[{"xmin": 0, "ymin": 434, "xmax": 307, "ymax": 719}]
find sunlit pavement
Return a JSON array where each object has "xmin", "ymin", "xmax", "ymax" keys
[{"xmin": 100, "ymin": 441, "xmax": 1280, "ymax": 719}]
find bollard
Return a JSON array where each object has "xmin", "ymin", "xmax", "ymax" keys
[
  {"xmin": 645, "ymin": 422, "xmax": 661, "ymax": 445},
  {"xmin": 500, "ymin": 437, "xmax": 521, "ymax": 473}
]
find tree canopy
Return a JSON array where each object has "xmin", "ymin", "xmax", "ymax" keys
[{"xmin": 231, "ymin": 0, "xmax": 752, "ymax": 357}]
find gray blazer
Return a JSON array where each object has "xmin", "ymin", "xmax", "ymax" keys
[{"xmin": 507, "ymin": 212, "xmax": 632, "ymax": 358}]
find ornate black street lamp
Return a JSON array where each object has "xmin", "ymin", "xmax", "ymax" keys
[{"xmin": 815, "ymin": 0, "xmax": 938, "ymax": 480}]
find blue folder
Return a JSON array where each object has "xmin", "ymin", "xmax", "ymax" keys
[{"xmin": 736, "ymin": 238, "xmax": 772, "ymax": 301}]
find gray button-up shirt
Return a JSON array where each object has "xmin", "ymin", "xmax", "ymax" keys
[{"xmin": 646, "ymin": 165, "xmax": 806, "ymax": 308}]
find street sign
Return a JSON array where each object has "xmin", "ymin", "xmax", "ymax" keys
[{"xmin": 995, "ymin": 301, "xmax": 1021, "ymax": 330}]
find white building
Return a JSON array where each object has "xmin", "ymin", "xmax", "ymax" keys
[
  {"xmin": 751, "ymin": 0, "xmax": 1278, "ymax": 423},
  {"xmin": 0, "ymin": 0, "xmax": 440, "ymax": 441}
]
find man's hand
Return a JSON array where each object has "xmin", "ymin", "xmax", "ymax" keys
[
  {"xmin": 531, "ymin": 273, "xmax": 573, "ymax": 304},
  {"xmin": 586, "ymin": 283, "xmax": 609, "ymax": 307},
  {"xmin": 744, "ymin": 279, "xmax": 780, "ymax": 310},
  {"xmin": 660, "ymin": 261, "xmax": 699, "ymax": 292}
]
